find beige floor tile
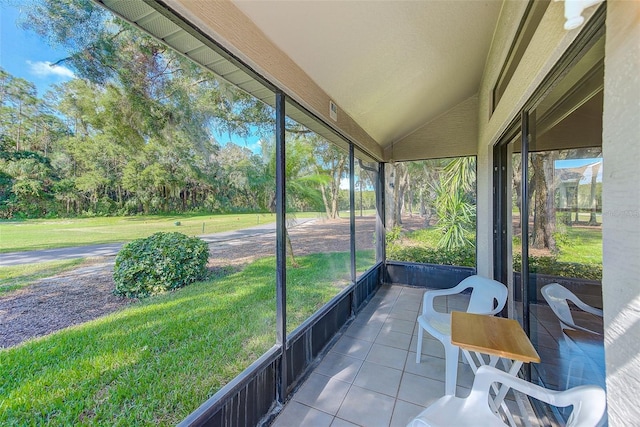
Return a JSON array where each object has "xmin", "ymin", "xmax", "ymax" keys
[
  {"xmin": 316, "ymin": 352, "xmax": 364, "ymax": 383},
  {"xmin": 397, "ymin": 372, "xmax": 445, "ymax": 407},
  {"xmin": 388, "ymin": 307, "xmax": 419, "ymax": 322},
  {"xmin": 332, "ymin": 335, "xmax": 374, "ymax": 360},
  {"xmin": 375, "ymin": 329, "xmax": 412, "ymax": 351},
  {"xmin": 366, "ymin": 344, "xmax": 408, "ymax": 370},
  {"xmin": 393, "ymin": 299, "xmax": 421, "ymax": 312},
  {"xmin": 353, "ymin": 361, "xmax": 403, "ymax": 397},
  {"xmin": 345, "ymin": 322, "xmax": 382, "ymax": 342},
  {"xmin": 411, "ymin": 335, "xmax": 445, "ymax": 359},
  {"xmin": 293, "ymin": 373, "xmax": 351, "ymax": 415},
  {"xmin": 382, "ymin": 317, "xmax": 415, "ymax": 335},
  {"xmin": 271, "ymin": 401, "xmax": 333, "ymax": 427},
  {"xmin": 390, "ymin": 400, "xmax": 426, "ymax": 427},
  {"xmin": 404, "ymin": 352, "xmax": 447, "ymax": 381},
  {"xmin": 336, "ymin": 386, "xmax": 396, "ymax": 427},
  {"xmin": 395, "ymin": 294, "xmax": 420, "ymax": 306},
  {"xmin": 330, "ymin": 418, "xmax": 361, "ymax": 427}
]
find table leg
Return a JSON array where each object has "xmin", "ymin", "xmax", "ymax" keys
[
  {"xmin": 494, "ymin": 360, "xmax": 522, "ymax": 407},
  {"xmin": 492, "ymin": 360, "xmax": 522, "ymax": 427},
  {"xmin": 460, "ymin": 349, "xmax": 521, "ymax": 427}
]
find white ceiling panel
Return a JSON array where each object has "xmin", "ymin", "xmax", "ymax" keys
[{"xmin": 231, "ymin": 0, "xmax": 502, "ymax": 146}]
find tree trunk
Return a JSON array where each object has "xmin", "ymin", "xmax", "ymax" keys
[
  {"xmin": 589, "ymin": 163, "xmax": 599, "ymax": 225},
  {"xmin": 543, "ymin": 153, "xmax": 556, "ymax": 252},
  {"xmin": 329, "ymin": 157, "xmax": 345, "ymax": 219},
  {"xmin": 395, "ymin": 163, "xmax": 408, "ymax": 226},
  {"xmin": 385, "ymin": 164, "xmax": 397, "ymax": 228},
  {"xmin": 16, "ymin": 103, "xmax": 22, "ymax": 151},
  {"xmin": 330, "ymin": 193, "xmax": 339, "ymax": 219},
  {"xmin": 530, "ymin": 153, "xmax": 556, "ymax": 251},
  {"xmin": 512, "ymin": 157, "xmax": 523, "ymax": 229},
  {"xmin": 285, "ymin": 227, "xmax": 299, "ymax": 268},
  {"xmin": 319, "ymin": 184, "xmax": 332, "ymax": 218}
]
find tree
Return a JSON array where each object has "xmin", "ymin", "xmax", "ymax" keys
[
  {"xmin": 384, "ymin": 162, "xmax": 409, "ymax": 228},
  {"xmin": 0, "ymin": 69, "xmax": 40, "ymax": 151},
  {"xmin": 529, "ymin": 152, "xmax": 556, "ymax": 251},
  {"xmin": 312, "ymin": 139, "xmax": 346, "ymax": 219},
  {"xmin": 3, "ymin": 0, "xmax": 340, "ymax": 219},
  {"xmin": 0, "ymin": 151, "xmax": 56, "ymax": 217},
  {"xmin": 259, "ymin": 135, "xmax": 325, "ymax": 266},
  {"xmin": 434, "ymin": 157, "xmax": 476, "ymax": 250}
]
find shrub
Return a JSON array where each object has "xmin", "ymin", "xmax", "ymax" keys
[
  {"xmin": 387, "ymin": 243, "xmax": 476, "ymax": 267},
  {"xmin": 512, "ymin": 254, "xmax": 602, "ymax": 281},
  {"xmin": 386, "ymin": 225, "xmax": 403, "ymax": 244},
  {"xmin": 113, "ymin": 232, "xmax": 210, "ymax": 298}
]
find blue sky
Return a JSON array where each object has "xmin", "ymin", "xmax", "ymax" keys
[
  {"xmin": 0, "ymin": 3, "xmax": 76, "ymax": 96},
  {"xmin": 555, "ymin": 158, "xmax": 603, "ymax": 183},
  {"xmin": 0, "ymin": 2, "xmax": 261, "ymax": 150}
]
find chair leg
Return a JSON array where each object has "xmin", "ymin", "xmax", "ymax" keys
[
  {"xmin": 444, "ymin": 344, "xmax": 459, "ymax": 396},
  {"xmin": 416, "ymin": 326, "xmax": 423, "ymax": 363}
]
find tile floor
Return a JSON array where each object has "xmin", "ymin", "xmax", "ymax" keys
[
  {"xmin": 270, "ymin": 283, "xmax": 606, "ymax": 427},
  {"xmin": 271, "ymin": 284, "xmax": 528, "ymax": 427}
]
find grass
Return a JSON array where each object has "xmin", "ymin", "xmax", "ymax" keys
[
  {"xmin": 398, "ymin": 227, "xmax": 476, "ymax": 249},
  {"xmin": 401, "ymin": 228, "xmax": 442, "ymax": 247},
  {"xmin": 0, "ymin": 213, "xmax": 283, "ymax": 253},
  {"xmin": 556, "ymin": 226, "xmax": 602, "ymax": 264},
  {"xmin": 0, "ymin": 211, "xmax": 364, "ymax": 254},
  {"xmin": 0, "ymin": 259, "xmax": 89, "ymax": 294},
  {"xmin": 0, "ymin": 251, "xmax": 375, "ymax": 426}
]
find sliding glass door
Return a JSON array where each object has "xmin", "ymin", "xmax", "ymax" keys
[{"xmin": 494, "ymin": 24, "xmax": 605, "ymax": 425}]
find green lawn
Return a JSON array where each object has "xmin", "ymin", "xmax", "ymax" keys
[
  {"xmin": 0, "ymin": 259, "xmax": 90, "ymax": 294},
  {"xmin": 0, "ymin": 251, "xmax": 375, "ymax": 426},
  {"xmin": 556, "ymin": 226, "xmax": 602, "ymax": 264},
  {"xmin": 0, "ymin": 213, "xmax": 285, "ymax": 253}
]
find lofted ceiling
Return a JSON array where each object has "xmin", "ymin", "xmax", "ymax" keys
[
  {"xmin": 97, "ymin": 0, "xmax": 503, "ymax": 157},
  {"xmin": 230, "ymin": 0, "xmax": 503, "ymax": 148}
]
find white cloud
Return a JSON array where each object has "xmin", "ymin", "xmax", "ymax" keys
[
  {"xmin": 27, "ymin": 60, "xmax": 75, "ymax": 79},
  {"xmin": 247, "ymin": 140, "xmax": 263, "ymax": 154}
]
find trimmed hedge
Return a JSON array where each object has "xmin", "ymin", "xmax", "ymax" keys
[
  {"xmin": 387, "ymin": 243, "xmax": 476, "ymax": 267},
  {"xmin": 387, "ymin": 244, "xmax": 601, "ymax": 281},
  {"xmin": 513, "ymin": 254, "xmax": 602, "ymax": 281},
  {"xmin": 113, "ymin": 232, "xmax": 210, "ymax": 298}
]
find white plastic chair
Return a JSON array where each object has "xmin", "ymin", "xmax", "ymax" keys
[
  {"xmin": 542, "ymin": 283, "xmax": 605, "ymax": 396},
  {"xmin": 541, "ymin": 283, "xmax": 603, "ymax": 335},
  {"xmin": 406, "ymin": 365, "xmax": 606, "ymax": 427},
  {"xmin": 416, "ymin": 275, "xmax": 508, "ymax": 395}
]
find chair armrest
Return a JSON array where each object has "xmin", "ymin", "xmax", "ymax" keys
[
  {"xmin": 571, "ymin": 298, "xmax": 603, "ymax": 318},
  {"xmin": 471, "ymin": 366, "xmax": 606, "ymax": 415},
  {"xmin": 562, "ymin": 323, "xmax": 603, "ymax": 336},
  {"xmin": 422, "ymin": 283, "xmax": 470, "ymax": 315}
]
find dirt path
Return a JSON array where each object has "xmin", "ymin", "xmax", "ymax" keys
[{"xmin": 1, "ymin": 216, "xmax": 426, "ymax": 349}]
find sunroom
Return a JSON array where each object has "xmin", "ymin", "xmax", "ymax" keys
[{"xmin": 93, "ymin": 1, "xmax": 639, "ymax": 426}]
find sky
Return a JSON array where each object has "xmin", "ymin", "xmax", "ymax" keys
[
  {"xmin": 555, "ymin": 158, "xmax": 603, "ymax": 183},
  {"xmin": 0, "ymin": 2, "xmax": 261, "ymax": 151},
  {"xmin": 0, "ymin": 3, "xmax": 76, "ymax": 96}
]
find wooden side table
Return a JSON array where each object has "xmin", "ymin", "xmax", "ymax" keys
[{"xmin": 451, "ymin": 311, "xmax": 540, "ymax": 426}]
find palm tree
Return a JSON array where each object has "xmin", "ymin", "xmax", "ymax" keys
[{"xmin": 262, "ymin": 134, "xmax": 326, "ymax": 267}]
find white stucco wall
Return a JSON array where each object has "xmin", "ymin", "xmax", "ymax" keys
[
  {"xmin": 602, "ymin": 1, "xmax": 640, "ymax": 423},
  {"xmin": 387, "ymin": 95, "xmax": 479, "ymax": 161}
]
